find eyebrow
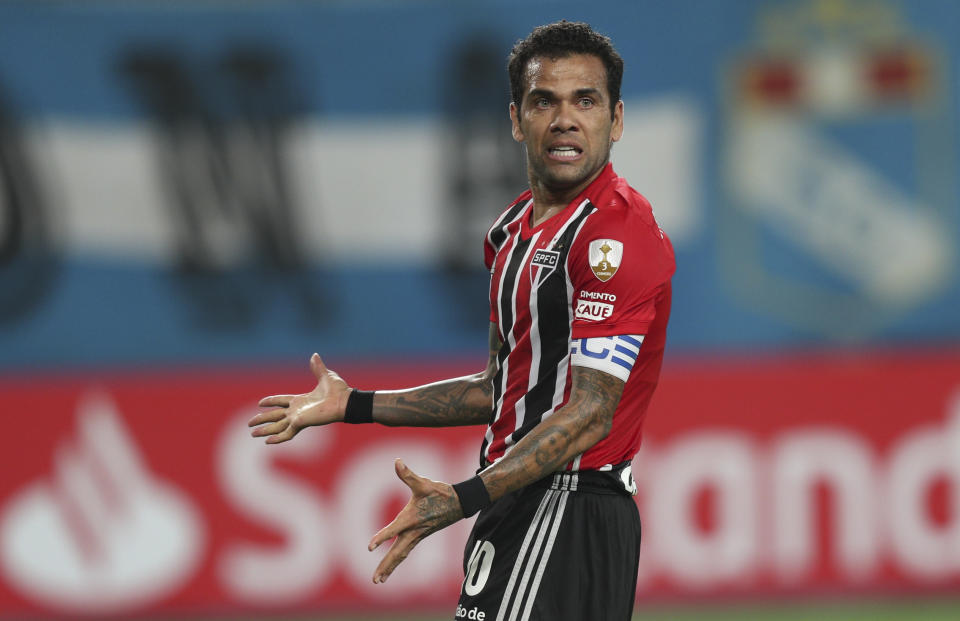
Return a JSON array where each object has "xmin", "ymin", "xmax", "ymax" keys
[
  {"xmin": 527, "ymin": 88, "xmax": 555, "ymax": 100},
  {"xmin": 574, "ymin": 88, "xmax": 603, "ymax": 98},
  {"xmin": 526, "ymin": 87, "xmax": 604, "ymax": 100}
]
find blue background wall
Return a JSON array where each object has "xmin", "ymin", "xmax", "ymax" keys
[{"xmin": 0, "ymin": 0, "xmax": 957, "ymax": 371}]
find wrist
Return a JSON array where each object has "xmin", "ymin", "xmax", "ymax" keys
[
  {"xmin": 343, "ymin": 389, "xmax": 375, "ymax": 424},
  {"xmin": 453, "ymin": 475, "xmax": 491, "ymax": 518}
]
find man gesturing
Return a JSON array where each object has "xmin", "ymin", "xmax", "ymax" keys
[{"xmin": 250, "ymin": 21, "xmax": 675, "ymax": 621}]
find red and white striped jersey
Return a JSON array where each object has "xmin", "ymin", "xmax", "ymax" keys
[{"xmin": 481, "ymin": 164, "xmax": 674, "ymax": 471}]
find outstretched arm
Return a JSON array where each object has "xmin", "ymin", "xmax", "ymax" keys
[
  {"xmin": 367, "ymin": 364, "xmax": 623, "ymax": 583},
  {"xmin": 371, "ymin": 323, "xmax": 502, "ymax": 426},
  {"xmin": 248, "ymin": 323, "xmax": 502, "ymax": 442}
]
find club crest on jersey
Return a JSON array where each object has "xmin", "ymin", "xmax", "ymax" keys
[
  {"xmin": 589, "ymin": 239, "xmax": 623, "ymax": 282},
  {"xmin": 530, "ymin": 248, "xmax": 560, "ymax": 286}
]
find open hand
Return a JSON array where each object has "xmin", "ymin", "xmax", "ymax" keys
[
  {"xmin": 368, "ymin": 459, "xmax": 463, "ymax": 583},
  {"xmin": 248, "ymin": 353, "xmax": 350, "ymax": 443}
]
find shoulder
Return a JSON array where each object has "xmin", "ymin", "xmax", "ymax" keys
[
  {"xmin": 494, "ymin": 190, "xmax": 532, "ymax": 225},
  {"xmin": 486, "ymin": 191, "xmax": 531, "ymax": 239},
  {"xmin": 484, "ymin": 190, "xmax": 533, "ymax": 268},
  {"xmin": 578, "ymin": 177, "xmax": 672, "ymax": 258}
]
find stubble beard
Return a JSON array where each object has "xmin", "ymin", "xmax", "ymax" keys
[{"xmin": 525, "ymin": 142, "xmax": 612, "ymax": 197}]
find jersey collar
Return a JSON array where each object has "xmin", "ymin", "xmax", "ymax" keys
[{"xmin": 520, "ymin": 163, "xmax": 618, "ymax": 239}]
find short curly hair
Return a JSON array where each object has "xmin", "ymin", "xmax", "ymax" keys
[{"xmin": 507, "ymin": 21, "xmax": 624, "ymax": 118}]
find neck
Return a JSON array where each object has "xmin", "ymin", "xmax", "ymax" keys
[{"xmin": 528, "ymin": 163, "xmax": 608, "ymax": 226}]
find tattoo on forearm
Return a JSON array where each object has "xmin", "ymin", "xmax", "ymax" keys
[
  {"xmin": 533, "ymin": 425, "xmax": 573, "ymax": 467},
  {"xmin": 372, "ymin": 324, "xmax": 502, "ymax": 428},
  {"xmin": 383, "ymin": 380, "xmax": 492, "ymax": 426},
  {"xmin": 483, "ymin": 366, "xmax": 623, "ymax": 500}
]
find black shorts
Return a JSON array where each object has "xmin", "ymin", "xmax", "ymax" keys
[{"xmin": 455, "ymin": 466, "xmax": 641, "ymax": 621}]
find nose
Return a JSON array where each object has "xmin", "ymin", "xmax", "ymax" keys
[{"xmin": 550, "ymin": 101, "xmax": 579, "ymax": 133}]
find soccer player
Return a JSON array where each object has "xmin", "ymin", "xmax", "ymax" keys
[{"xmin": 249, "ymin": 21, "xmax": 674, "ymax": 621}]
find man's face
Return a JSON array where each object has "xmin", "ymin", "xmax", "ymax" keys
[{"xmin": 510, "ymin": 53, "xmax": 623, "ymax": 196}]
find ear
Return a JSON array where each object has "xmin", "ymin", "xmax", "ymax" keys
[
  {"xmin": 610, "ymin": 100, "xmax": 624, "ymax": 144},
  {"xmin": 509, "ymin": 102, "xmax": 525, "ymax": 143}
]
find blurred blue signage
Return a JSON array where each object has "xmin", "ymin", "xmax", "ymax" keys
[{"xmin": 0, "ymin": 0, "xmax": 956, "ymax": 369}]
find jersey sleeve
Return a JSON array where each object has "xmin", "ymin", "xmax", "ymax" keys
[
  {"xmin": 568, "ymin": 193, "xmax": 675, "ymax": 339},
  {"xmin": 484, "ymin": 230, "xmax": 496, "ymax": 272},
  {"xmin": 486, "ymin": 234, "xmax": 497, "ymax": 322}
]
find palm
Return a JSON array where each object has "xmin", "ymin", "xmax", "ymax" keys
[{"xmin": 249, "ymin": 353, "xmax": 350, "ymax": 443}]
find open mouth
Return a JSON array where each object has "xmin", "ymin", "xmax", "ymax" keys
[{"xmin": 547, "ymin": 145, "xmax": 582, "ymax": 160}]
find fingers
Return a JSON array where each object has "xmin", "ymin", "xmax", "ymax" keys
[
  {"xmin": 258, "ymin": 395, "xmax": 293, "ymax": 408},
  {"xmin": 247, "ymin": 409, "xmax": 286, "ymax": 428},
  {"xmin": 372, "ymin": 530, "xmax": 421, "ymax": 584},
  {"xmin": 310, "ymin": 353, "xmax": 327, "ymax": 381},
  {"xmin": 265, "ymin": 427, "xmax": 296, "ymax": 444},
  {"xmin": 367, "ymin": 460, "xmax": 431, "ymax": 551},
  {"xmin": 250, "ymin": 419, "xmax": 290, "ymax": 438},
  {"xmin": 368, "ymin": 507, "xmax": 408, "ymax": 552},
  {"xmin": 394, "ymin": 458, "xmax": 408, "ymax": 480},
  {"xmin": 367, "ymin": 460, "xmax": 456, "ymax": 584},
  {"xmin": 394, "ymin": 459, "xmax": 428, "ymax": 494}
]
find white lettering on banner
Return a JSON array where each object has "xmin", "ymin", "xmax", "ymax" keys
[
  {"xmin": 333, "ymin": 442, "xmax": 470, "ymax": 597},
  {"xmin": 217, "ymin": 409, "xmax": 332, "ymax": 602},
  {"xmin": 646, "ymin": 433, "xmax": 758, "ymax": 586},
  {"xmin": 771, "ymin": 431, "xmax": 878, "ymax": 583},
  {"xmin": 158, "ymin": 385, "xmax": 960, "ymax": 599},
  {"xmin": 885, "ymin": 393, "xmax": 960, "ymax": 578},
  {"xmin": 0, "ymin": 393, "xmax": 203, "ymax": 613},
  {"xmin": 9, "ymin": 386, "xmax": 960, "ymax": 613},
  {"xmin": 636, "ymin": 392, "xmax": 960, "ymax": 590},
  {"xmin": 217, "ymin": 417, "xmax": 477, "ymax": 603}
]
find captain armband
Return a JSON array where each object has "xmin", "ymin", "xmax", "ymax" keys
[{"xmin": 569, "ymin": 334, "xmax": 644, "ymax": 383}]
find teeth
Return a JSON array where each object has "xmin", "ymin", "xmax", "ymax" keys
[{"xmin": 549, "ymin": 147, "xmax": 579, "ymax": 159}]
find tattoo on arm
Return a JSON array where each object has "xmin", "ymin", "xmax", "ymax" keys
[
  {"xmin": 372, "ymin": 323, "xmax": 502, "ymax": 427},
  {"xmin": 481, "ymin": 366, "xmax": 623, "ymax": 501}
]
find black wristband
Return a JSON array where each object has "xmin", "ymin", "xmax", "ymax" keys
[
  {"xmin": 453, "ymin": 475, "xmax": 492, "ymax": 518},
  {"xmin": 343, "ymin": 389, "xmax": 375, "ymax": 424}
]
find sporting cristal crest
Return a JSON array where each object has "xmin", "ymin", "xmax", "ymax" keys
[{"xmin": 720, "ymin": 0, "xmax": 955, "ymax": 340}]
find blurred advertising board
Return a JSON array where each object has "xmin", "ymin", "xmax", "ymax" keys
[{"xmin": 1, "ymin": 353, "xmax": 958, "ymax": 618}]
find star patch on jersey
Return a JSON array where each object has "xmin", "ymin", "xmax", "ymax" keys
[{"xmin": 589, "ymin": 239, "xmax": 623, "ymax": 282}]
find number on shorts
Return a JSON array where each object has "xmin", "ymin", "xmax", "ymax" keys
[{"xmin": 463, "ymin": 540, "xmax": 495, "ymax": 596}]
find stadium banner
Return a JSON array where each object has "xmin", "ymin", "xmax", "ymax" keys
[{"xmin": 1, "ymin": 352, "xmax": 959, "ymax": 618}]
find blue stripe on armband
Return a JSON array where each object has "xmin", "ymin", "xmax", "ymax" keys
[
  {"xmin": 569, "ymin": 334, "xmax": 645, "ymax": 382},
  {"xmin": 578, "ymin": 337, "xmax": 611, "ymax": 359}
]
